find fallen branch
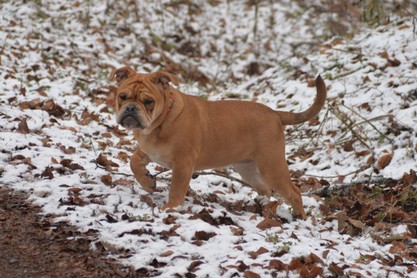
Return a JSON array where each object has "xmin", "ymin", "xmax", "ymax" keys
[
  {"xmin": 303, "ymin": 164, "xmax": 371, "ymax": 180},
  {"xmin": 192, "ymin": 171, "xmax": 252, "ymax": 188},
  {"xmin": 94, "ymin": 162, "xmax": 133, "ymax": 177},
  {"xmin": 152, "ymin": 169, "xmax": 252, "ymax": 188},
  {"xmin": 305, "ymin": 175, "xmax": 391, "ymax": 197}
]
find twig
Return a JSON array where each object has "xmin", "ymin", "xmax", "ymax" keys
[
  {"xmin": 331, "ymin": 65, "xmax": 367, "ymax": 80},
  {"xmin": 86, "ymin": 135, "xmax": 98, "ymax": 157},
  {"xmin": 338, "ymin": 115, "xmax": 389, "ymax": 141},
  {"xmin": 341, "ymin": 103, "xmax": 392, "ymax": 144},
  {"xmin": 93, "ymin": 165, "xmax": 252, "ymax": 188},
  {"xmin": 94, "ymin": 162, "xmax": 133, "ymax": 177},
  {"xmin": 328, "ymin": 103, "xmax": 370, "ymax": 148},
  {"xmin": 192, "ymin": 171, "xmax": 252, "ymax": 188},
  {"xmin": 303, "ymin": 102, "xmax": 331, "ymax": 148},
  {"xmin": 303, "ymin": 164, "xmax": 371, "ymax": 180},
  {"xmin": 306, "ymin": 175, "xmax": 390, "ymax": 197}
]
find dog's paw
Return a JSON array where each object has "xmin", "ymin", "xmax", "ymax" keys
[
  {"xmin": 161, "ymin": 200, "xmax": 183, "ymax": 211},
  {"xmin": 139, "ymin": 175, "xmax": 157, "ymax": 193},
  {"xmin": 160, "ymin": 204, "xmax": 177, "ymax": 212}
]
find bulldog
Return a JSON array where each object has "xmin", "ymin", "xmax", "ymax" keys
[{"xmin": 109, "ymin": 66, "xmax": 327, "ymax": 219}]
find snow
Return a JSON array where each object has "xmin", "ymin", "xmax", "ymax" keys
[{"xmin": 1, "ymin": 0, "xmax": 416, "ymax": 277}]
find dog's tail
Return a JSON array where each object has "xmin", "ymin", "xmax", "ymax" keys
[{"xmin": 277, "ymin": 75, "xmax": 327, "ymax": 126}]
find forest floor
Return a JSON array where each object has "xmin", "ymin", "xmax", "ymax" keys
[{"xmin": 1, "ymin": 0, "xmax": 417, "ymax": 277}]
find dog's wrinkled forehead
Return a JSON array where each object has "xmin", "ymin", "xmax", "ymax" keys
[
  {"xmin": 110, "ymin": 66, "xmax": 180, "ymax": 92},
  {"xmin": 118, "ymin": 74, "xmax": 150, "ymax": 91}
]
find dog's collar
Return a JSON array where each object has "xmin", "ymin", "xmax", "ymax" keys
[{"xmin": 166, "ymin": 92, "xmax": 174, "ymax": 113}]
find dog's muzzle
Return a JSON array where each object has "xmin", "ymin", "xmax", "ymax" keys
[{"xmin": 118, "ymin": 104, "xmax": 143, "ymax": 129}]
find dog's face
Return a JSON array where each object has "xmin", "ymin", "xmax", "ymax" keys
[{"xmin": 109, "ymin": 66, "xmax": 179, "ymax": 131}]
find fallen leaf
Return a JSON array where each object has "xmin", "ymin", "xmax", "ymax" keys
[
  {"xmin": 41, "ymin": 137, "xmax": 52, "ymax": 147},
  {"xmin": 140, "ymin": 195, "xmax": 155, "ymax": 208},
  {"xmin": 401, "ymin": 170, "xmax": 417, "ymax": 185},
  {"xmin": 113, "ymin": 178, "xmax": 135, "ymax": 187},
  {"xmin": 96, "ymin": 153, "xmax": 119, "ymax": 168},
  {"xmin": 17, "ymin": 118, "xmax": 30, "ymax": 134},
  {"xmin": 288, "ymin": 258, "xmax": 304, "ymax": 271},
  {"xmin": 188, "ymin": 260, "xmax": 204, "ymax": 272},
  {"xmin": 262, "ymin": 201, "xmax": 279, "ymax": 219},
  {"xmin": 301, "ymin": 265, "xmax": 322, "ymax": 278},
  {"xmin": 348, "ymin": 218, "xmax": 365, "ymax": 229},
  {"xmin": 60, "ymin": 159, "xmax": 84, "ymax": 171},
  {"xmin": 256, "ymin": 218, "xmax": 282, "ymax": 230},
  {"xmin": 101, "ymin": 175, "xmax": 113, "ymax": 186},
  {"xmin": 356, "ymin": 150, "xmax": 371, "ymax": 157},
  {"xmin": 268, "ymin": 259, "xmax": 286, "ymax": 271},
  {"xmin": 230, "ymin": 226, "xmax": 244, "ymax": 236},
  {"xmin": 189, "ymin": 209, "xmax": 218, "ymax": 226},
  {"xmin": 149, "ymin": 258, "xmax": 167, "ymax": 268},
  {"xmin": 19, "ymin": 98, "xmax": 42, "ymax": 110},
  {"xmin": 377, "ymin": 153, "xmax": 394, "ymax": 169},
  {"xmin": 248, "ymin": 247, "xmax": 268, "ymax": 259},
  {"xmin": 307, "ymin": 252, "xmax": 324, "ymax": 265},
  {"xmin": 322, "ymin": 250, "xmax": 330, "ymax": 259},
  {"xmin": 68, "ymin": 187, "xmax": 82, "ymax": 194},
  {"xmin": 159, "ymin": 250, "xmax": 174, "ymax": 257},
  {"xmin": 307, "ymin": 79, "xmax": 316, "ymax": 87},
  {"xmin": 244, "ymin": 270, "xmax": 261, "ymax": 278},
  {"xmin": 193, "ymin": 231, "xmax": 216, "ymax": 241},
  {"xmin": 105, "ymin": 213, "xmax": 118, "ymax": 223},
  {"xmin": 343, "ymin": 140, "xmax": 355, "ymax": 152},
  {"xmin": 116, "ymin": 152, "xmax": 130, "ymax": 162},
  {"xmin": 379, "ymin": 50, "xmax": 389, "ymax": 59},
  {"xmin": 41, "ymin": 166, "xmax": 54, "ymax": 179},
  {"xmin": 159, "ymin": 225, "xmax": 180, "ymax": 239},
  {"xmin": 42, "ymin": 99, "xmax": 66, "ymax": 117},
  {"xmin": 227, "ymin": 261, "xmax": 248, "ymax": 272},
  {"xmin": 60, "ymin": 145, "xmax": 76, "ymax": 154},
  {"xmin": 162, "ymin": 215, "xmax": 177, "ymax": 225},
  {"xmin": 388, "ymin": 58, "xmax": 401, "ymax": 67},
  {"xmin": 328, "ymin": 262, "xmax": 345, "ymax": 276}
]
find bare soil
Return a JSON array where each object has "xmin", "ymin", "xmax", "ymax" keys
[{"xmin": 0, "ymin": 187, "xmax": 139, "ymax": 278}]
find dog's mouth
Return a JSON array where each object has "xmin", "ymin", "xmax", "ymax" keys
[{"xmin": 119, "ymin": 115, "xmax": 142, "ymax": 129}]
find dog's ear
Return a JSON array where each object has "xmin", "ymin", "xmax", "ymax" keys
[
  {"xmin": 151, "ymin": 70, "xmax": 179, "ymax": 89},
  {"xmin": 109, "ymin": 66, "xmax": 136, "ymax": 84}
]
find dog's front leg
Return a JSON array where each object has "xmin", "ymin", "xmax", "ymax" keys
[
  {"xmin": 161, "ymin": 162, "xmax": 194, "ymax": 210},
  {"xmin": 130, "ymin": 148, "xmax": 156, "ymax": 193}
]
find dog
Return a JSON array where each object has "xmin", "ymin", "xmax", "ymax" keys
[{"xmin": 109, "ymin": 66, "xmax": 327, "ymax": 219}]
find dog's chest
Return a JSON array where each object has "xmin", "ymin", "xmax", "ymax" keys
[
  {"xmin": 141, "ymin": 144, "xmax": 171, "ymax": 169},
  {"xmin": 149, "ymin": 153, "xmax": 170, "ymax": 168}
]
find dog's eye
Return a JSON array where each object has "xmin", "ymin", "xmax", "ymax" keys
[
  {"xmin": 143, "ymin": 99, "xmax": 153, "ymax": 106},
  {"xmin": 143, "ymin": 98, "xmax": 154, "ymax": 110},
  {"xmin": 119, "ymin": 93, "xmax": 127, "ymax": 101}
]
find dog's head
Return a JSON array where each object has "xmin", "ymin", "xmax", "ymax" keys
[{"xmin": 109, "ymin": 66, "xmax": 179, "ymax": 131}]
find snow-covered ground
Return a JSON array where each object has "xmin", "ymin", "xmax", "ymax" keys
[{"xmin": 1, "ymin": 0, "xmax": 416, "ymax": 277}]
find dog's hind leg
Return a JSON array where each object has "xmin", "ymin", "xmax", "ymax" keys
[
  {"xmin": 255, "ymin": 150, "xmax": 307, "ymax": 220},
  {"xmin": 234, "ymin": 161, "xmax": 271, "ymax": 197}
]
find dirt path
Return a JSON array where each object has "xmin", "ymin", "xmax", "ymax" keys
[{"xmin": 0, "ymin": 187, "xmax": 139, "ymax": 278}]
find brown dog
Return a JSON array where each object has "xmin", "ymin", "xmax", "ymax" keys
[{"xmin": 109, "ymin": 66, "xmax": 327, "ymax": 219}]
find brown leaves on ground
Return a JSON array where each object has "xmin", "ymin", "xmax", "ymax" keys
[
  {"xmin": 193, "ymin": 230, "xmax": 216, "ymax": 241},
  {"xmin": 320, "ymin": 176, "xmax": 417, "ymax": 268},
  {"xmin": 20, "ymin": 98, "xmax": 68, "ymax": 118},
  {"xmin": 17, "ymin": 118, "xmax": 30, "ymax": 134},
  {"xmin": 377, "ymin": 152, "xmax": 394, "ymax": 170},
  {"xmin": 96, "ymin": 153, "xmax": 120, "ymax": 170}
]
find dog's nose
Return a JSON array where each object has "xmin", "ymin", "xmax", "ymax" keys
[{"xmin": 126, "ymin": 104, "xmax": 137, "ymax": 113}]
